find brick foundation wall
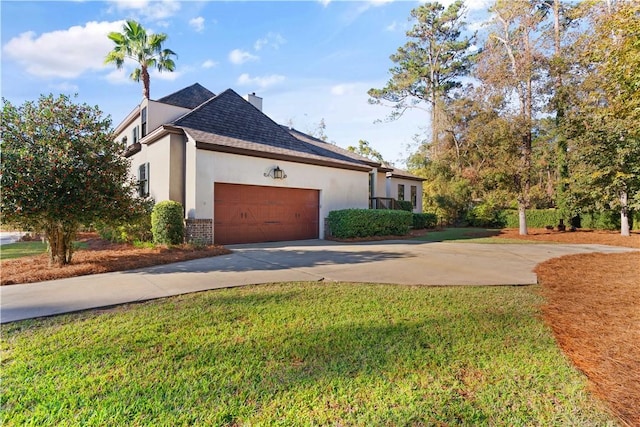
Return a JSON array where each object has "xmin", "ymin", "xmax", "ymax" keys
[
  {"xmin": 185, "ymin": 219, "xmax": 213, "ymax": 245},
  {"xmin": 324, "ymin": 217, "xmax": 332, "ymax": 239}
]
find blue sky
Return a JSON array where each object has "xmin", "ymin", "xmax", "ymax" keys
[{"xmin": 1, "ymin": 0, "xmax": 491, "ymax": 165}]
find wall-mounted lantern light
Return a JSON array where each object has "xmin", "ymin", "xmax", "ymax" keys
[{"xmin": 264, "ymin": 165, "xmax": 287, "ymax": 179}]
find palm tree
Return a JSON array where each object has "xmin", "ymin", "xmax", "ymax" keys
[{"xmin": 105, "ymin": 20, "xmax": 177, "ymax": 99}]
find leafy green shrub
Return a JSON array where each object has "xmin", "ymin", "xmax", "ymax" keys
[
  {"xmin": 466, "ymin": 203, "xmax": 507, "ymax": 227},
  {"xmin": 328, "ymin": 209, "xmax": 412, "ymax": 238},
  {"xmin": 397, "ymin": 200, "xmax": 414, "ymax": 212},
  {"xmin": 151, "ymin": 201, "xmax": 184, "ymax": 245},
  {"xmin": 412, "ymin": 213, "xmax": 437, "ymax": 229},
  {"xmin": 501, "ymin": 208, "xmax": 633, "ymax": 230},
  {"xmin": 579, "ymin": 211, "xmax": 622, "ymax": 230},
  {"xmin": 503, "ymin": 209, "xmax": 560, "ymax": 228},
  {"xmin": 95, "ymin": 198, "xmax": 154, "ymax": 243}
]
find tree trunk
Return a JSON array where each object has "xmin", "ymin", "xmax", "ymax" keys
[
  {"xmin": 430, "ymin": 89, "xmax": 438, "ymax": 159},
  {"xmin": 45, "ymin": 222, "xmax": 77, "ymax": 266},
  {"xmin": 620, "ymin": 191, "xmax": 630, "ymax": 237},
  {"xmin": 518, "ymin": 203, "xmax": 528, "ymax": 236},
  {"xmin": 142, "ymin": 65, "xmax": 150, "ymax": 99}
]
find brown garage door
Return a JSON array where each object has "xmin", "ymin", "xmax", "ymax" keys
[{"xmin": 214, "ymin": 183, "xmax": 319, "ymax": 245}]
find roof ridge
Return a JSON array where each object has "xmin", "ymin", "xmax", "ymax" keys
[{"xmin": 170, "ymin": 90, "xmax": 225, "ymax": 125}]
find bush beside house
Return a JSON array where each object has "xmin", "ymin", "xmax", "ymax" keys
[
  {"xmin": 151, "ymin": 201, "xmax": 185, "ymax": 245},
  {"xmin": 327, "ymin": 209, "xmax": 412, "ymax": 238}
]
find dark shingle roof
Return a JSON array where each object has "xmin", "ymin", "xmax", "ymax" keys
[
  {"xmin": 171, "ymin": 89, "xmax": 370, "ymax": 170},
  {"xmin": 283, "ymin": 126, "xmax": 387, "ymax": 169},
  {"xmin": 156, "ymin": 83, "xmax": 215, "ymax": 109},
  {"xmin": 386, "ymin": 167, "xmax": 426, "ymax": 181}
]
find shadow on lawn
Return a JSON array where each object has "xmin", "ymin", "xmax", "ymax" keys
[{"xmin": 158, "ymin": 294, "xmax": 541, "ymax": 425}]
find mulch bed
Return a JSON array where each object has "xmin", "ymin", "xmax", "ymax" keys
[
  {"xmin": 536, "ymin": 252, "xmax": 640, "ymax": 426},
  {"xmin": 1, "ymin": 233, "xmax": 230, "ymax": 286},
  {"xmin": 496, "ymin": 228, "xmax": 640, "ymax": 248}
]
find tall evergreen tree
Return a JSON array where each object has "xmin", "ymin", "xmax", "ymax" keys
[{"xmin": 368, "ymin": 1, "xmax": 475, "ymax": 158}]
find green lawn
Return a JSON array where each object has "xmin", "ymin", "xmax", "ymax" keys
[
  {"xmin": 0, "ymin": 241, "xmax": 47, "ymax": 260},
  {"xmin": 1, "ymin": 283, "xmax": 613, "ymax": 425},
  {"xmin": 413, "ymin": 227, "xmax": 549, "ymax": 244},
  {"xmin": 0, "ymin": 241, "xmax": 87, "ymax": 261}
]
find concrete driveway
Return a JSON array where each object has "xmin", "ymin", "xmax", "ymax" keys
[{"xmin": 0, "ymin": 239, "xmax": 634, "ymax": 323}]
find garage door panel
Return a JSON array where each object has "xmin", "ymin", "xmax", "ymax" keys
[{"xmin": 214, "ymin": 183, "xmax": 319, "ymax": 245}]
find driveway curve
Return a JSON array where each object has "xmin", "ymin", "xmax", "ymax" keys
[{"xmin": 1, "ymin": 239, "xmax": 634, "ymax": 323}]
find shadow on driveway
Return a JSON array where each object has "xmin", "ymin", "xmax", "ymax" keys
[{"xmin": 128, "ymin": 248, "xmax": 413, "ymax": 275}]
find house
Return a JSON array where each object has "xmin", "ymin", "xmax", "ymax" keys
[{"xmin": 114, "ymin": 83, "xmax": 424, "ymax": 245}]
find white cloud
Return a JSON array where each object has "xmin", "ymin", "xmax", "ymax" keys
[
  {"xmin": 318, "ymin": 0, "xmax": 331, "ymax": 7},
  {"xmin": 152, "ymin": 69, "xmax": 181, "ymax": 81},
  {"xmin": 103, "ymin": 63, "xmax": 181, "ymax": 85},
  {"xmin": 330, "ymin": 84, "xmax": 357, "ymax": 96},
  {"xmin": 50, "ymin": 82, "xmax": 79, "ymax": 93},
  {"xmin": 105, "ymin": 68, "xmax": 132, "ymax": 85},
  {"xmin": 229, "ymin": 49, "xmax": 259, "ymax": 65},
  {"xmin": 107, "ymin": 0, "xmax": 181, "ymax": 21},
  {"xmin": 254, "ymin": 32, "xmax": 286, "ymax": 51},
  {"xmin": 3, "ymin": 20, "xmax": 125, "ymax": 79},
  {"xmin": 237, "ymin": 73, "xmax": 285, "ymax": 89},
  {"xmin": 428, "ymin": 0, "xmax": 492, "ymax": 11},
  {"xmin": 202, "ymin": 59, "xmax": 218, "ymax": 69},
  {"xmin": 385, "ymin": 21, "xmax": 398, "ymax": 32},
  {"xmin": 189, "ymin": 16, "xmax": 205, "ymax": 33}
]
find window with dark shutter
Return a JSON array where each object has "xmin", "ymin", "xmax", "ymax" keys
[
  {"xmin": 141, "ymin": 107, "xmax": 148, "ymax": 137},
  {"xmin": 411, "ymin": 185, "xmax": 417, "ymax": 208},
  {"xmin": 398, "ymin": 184, "xmax": 405, "ymax": 201},
  {"xmin": 138, "ymin": 162, "xmax": 149, "ymax": 197}
]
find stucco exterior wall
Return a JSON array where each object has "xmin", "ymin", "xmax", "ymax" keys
[
  {"xmin": 190, "ymin": 149, "xmax": 369, "ymax": 239},
  {"xmin": 115, "ymin": 107, "xmax": 141, "ymax": 147},
  {"xmin": 386, "ymin": 177, "xmax": 423, "ymax": 213},
  {"xmin": 147, "ymin": 100, "xmax": 190, "ymax": 134},
  {"xmin": 376, "ymin": 172, "xmax": 389, "ymax": 198},
  {"xmin": 128, "ymin": 134, "xmax": 186, "ymax": 206},
  {"xmin": 114, "ymin": 99, "xmax": 190, "ymax": 146}
]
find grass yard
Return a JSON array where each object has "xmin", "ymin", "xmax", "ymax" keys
[
  {"xmin": 0, "ymin": 241, "xmax": 89, "ymax": 262},
  {"xmin": 1, "ymin": 283, "xmax": 615, "ymax": 426},
  {"xmin": 410, "ymin": 227, "xmax": 536, "ymax": 244},
  {"xmin": 0, "ymin": 241, "xmax": 47, "ymax": 260}
]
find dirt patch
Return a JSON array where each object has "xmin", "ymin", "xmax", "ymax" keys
[
  {"xmin": 497, "ymin": 228, "xmax": 640, "ymax": 248},
  {"xmin": 1, "ymin": 233, "xmax": 230, "ymax": 286},
  {"xmin": 536, "ymin": 252, "xmax": 640, "ymax": 426}
]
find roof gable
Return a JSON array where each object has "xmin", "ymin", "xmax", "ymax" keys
[
  {"xmin": 156, "ymin": 83, "xmax": 215, "ymax": 109},
  {"xmin": 173, "ymin": 89, "xmax": 332, "ymax": 158}
]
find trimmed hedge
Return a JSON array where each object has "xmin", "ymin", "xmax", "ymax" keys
[
  {"xmin": 328, "ymin": 209, "xmax": 412, "ymax": 238},
  {"xmin": 413, "ymin": 213, "xmax": 437, "ymax": 229},
  {"xmin": 504, "ymin": 209, "xmax": 559, "ymax": 228},
  {"xmin": 151, "ymin": 200, "xmax": 185, "ymax": 245},
  {"xmin": 578, "ymin": 211, "xmax": 634, "ymax": 230},
  {"xmin": 502, "ymin": 209, "xmax": 634, "ymax": 230},
  {"xmin": 397, "ymin": 200, "xmax": 414, "ymax": 212}
]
